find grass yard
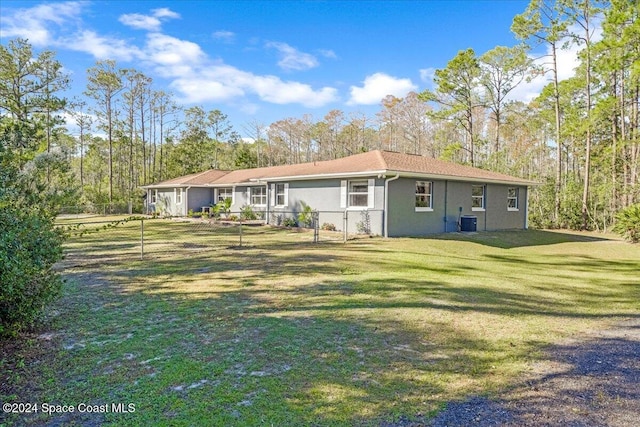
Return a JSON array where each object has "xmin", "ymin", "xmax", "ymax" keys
[{"xmin": 2, "ymin": 219, "xmax": 639, "ymax": 426}]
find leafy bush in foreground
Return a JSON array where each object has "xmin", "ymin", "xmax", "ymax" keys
[
  {"xmin": 613, "ymin": 204, "xmax": 640, "ymax": 243},
  {"xmin": 0, "ymin": 205, "xmax": 64, "ymax": 337}
]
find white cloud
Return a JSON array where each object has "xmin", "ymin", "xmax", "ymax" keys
[
  {"xmin": 251, "ymin": 75, "xmax": 337, "ymax": 107},
  {"xmin": 168, "ymin": 63, "xmax": 338, "ymax": 108},
  {"xmin": 348, "ymin": 73, "xmax": 417, "ymax": 105},
  {"xmin": 119, "ymin": 13, "xmax": 162, "ymax": 31},
  {"xmin": 213, "ymin": 30, "xmax": 236, "ymax": 43},
  {"xmin": 266, "ymin": 41, "xmax": 319, "ymax": 71},
  {"xmin": 151, "ymin": 8, "xmax": 180, "ymax": 20},
  {"xmin": 170, "ymin": 76, "xmax": 246, "ymax": 103},
  {"xmin": 119, "ymin": 8, "xmax": 180, "ymax": 31},
  {"xmin": 146, "ymin": 33, "xmax": 205, "ymax": 66},
  {"xmin": 65, "ymin": 30, "xmax": 144, "ymax": 61},
  {"xmin": 0, "ymin": 1, "xmax": 84, "ymax": 46}
]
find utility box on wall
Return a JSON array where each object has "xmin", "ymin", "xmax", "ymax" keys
[{"xmin": 460, "ymin": 215, "xmax": 477, "ymax": 232}]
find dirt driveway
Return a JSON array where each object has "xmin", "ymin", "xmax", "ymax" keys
[{"xmin": 425, "ymin": 317, "xmax": 640, "ymax": 426}]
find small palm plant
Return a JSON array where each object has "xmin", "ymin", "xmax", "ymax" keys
[
  {"xmin": 297, "ymin": 201, "xmax": 314, "ymax": 228},
  {"xmin": 213, "ymin": 197, "xmax": 232, "ymax": 219}
]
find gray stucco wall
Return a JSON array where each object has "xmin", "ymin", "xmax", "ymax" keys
[
  {"xmin": 284, "ymin": 178, "xmax": 384, "ymax": 235},
  {"xmin": 387, "ymin": 178, "xmax": 527, "ymax": 237},
  {"xmin": 148, "ymin": 176, "xmax": 527, "ymax": 236},
  {"xmin": 187, "ymin": 188, "xmax": 214, "ymax": 214},
  {"xmin": 152, "ymin": 188, "xmax": 181, "ymax": 216}
]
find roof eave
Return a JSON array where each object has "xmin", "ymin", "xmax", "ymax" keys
[
  {"xmin": 392, "ymin": 171, "xmax": 539, "ymax": 186},
  {"xmin": 248, "ymin": 170, "xmax": 389, "ymax": 182}
]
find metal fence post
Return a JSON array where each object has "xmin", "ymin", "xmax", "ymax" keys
[
  {"xmin": 343, "ymin": 210, "xmax": 348, "ymax": 243},
  {"xmin": 140, "ymin": 218, "xmax": 144, "ymax": 260},
  {"xmin": 239, "ymin": 220, "xmax": 243, "ymax": 247},
  {"xmin": 313, "ymin": 211, "xmax": 319, "ymax": 243}
]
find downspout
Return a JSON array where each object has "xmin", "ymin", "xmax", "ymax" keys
[{"xmin": 383, "ymin": 173, "xmax": 400, "ymax": 238}]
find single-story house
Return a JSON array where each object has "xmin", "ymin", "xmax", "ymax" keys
[{"xmin": 141, "ymin": 150, "xmax": 537, "ymax": 237}]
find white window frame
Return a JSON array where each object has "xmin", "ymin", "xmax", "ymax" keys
[
  {"xmin": 151, "ymin": 189, "xmax": 157, "ymax": 204},
  {"xmin": 273, "ymin": 183, "xmax": 289, "ymax": 207},
  {"xmin": 340, "ymin": 179, "xmax": 374, "ymax": 209},
  {"xmin": 217, "ymin": 187, "xmax": 233, "ymax": 203},
  {"xmin": 415, "ymin": 181, "xmax": 433, "ymax": 212},
  {"xmin": 175, "ymin": 188, "xmax": 183, "ymax": 205},
  {"xmin": 507, "ymin": 187, "xmax": 519, "ymax": 211},
  {"xmin": 472, "ymin": 184, "xmax": 485, "ymax": 211},
  {"xmin": 250, "ymin": 186, "xmax": 267, "ymax": 206},
  {"xmin": 348, "ymin": 180, "xmax": 369, "ymax": 208}
]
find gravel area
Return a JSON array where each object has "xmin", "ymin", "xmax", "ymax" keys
[{"xmin": 424, "ymin": 317, "xmax": 640, "ymax": 427}]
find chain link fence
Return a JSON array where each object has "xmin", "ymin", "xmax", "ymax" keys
[
  {"xmin": 58, "ymin": 202, "xmax": 142, "ymax": 216},
  {"xmin": 56, "ymin": 210, "xmax": 380, "ymax": 260}
]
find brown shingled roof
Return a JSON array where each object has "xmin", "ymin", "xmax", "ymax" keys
[
  {"xmin": 148, "ymin": 169, "xmax": 230, "ymax": 187},
  {"xmin": 143, "ymin": 150, "xmax": 536, "ymax": 188},
  {"xmin": 378, "ymin": 151, "xmax": 537, "ymax": 184}
]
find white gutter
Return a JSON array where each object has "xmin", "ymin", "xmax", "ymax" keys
[
  {"xmin": 383, "ymin": 173, "xmax": 400, "ymax": 238},
  {"xmin": 250, "ymin": 170, "xmax": 537, "ymax": 187}
]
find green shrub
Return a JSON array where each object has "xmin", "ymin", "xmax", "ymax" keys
[
  {"xmin": 283, "ymin": 217, "xmax": 298, "ymax": 227},
  {"xmin": 240, "ymin": 205, "xmax": 258, "ymax": 221},
  {"xmin": 613, "ymin": 204, "xmax": 640, "ymax": 243},
  {"xmin": 213, "ymin": 198, "xmax": 232, "ymax": 218},
  {"xmin": 0, "ymin": 205, "xmax": 64, "ymax": 337},
  {"xmin": 297, "ymin": 201, "xmax": 314, "ymax": 228}
]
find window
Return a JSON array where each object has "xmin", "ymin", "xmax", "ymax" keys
[
  {"xmin": 340, "ymin": 179, "xmax": 374, "ymax": 209},
  {"xmin": 348, "ymin": 180, "xmax": 368, "ymax": 207},
  {"xmin": 250, "ymin": 186, "xmax": 267, "ymax": 206},
  {"xmin": 151, "ymin": 189, "xmax": 157, "ymax": 204},
  {"xmin": 508, "ymin": 187, "xmax": 519, "ymax": 210},
  {"xmin": 275, "ymin": 183, "xmax": 288, "ymax": 206},
  {"xmin": 217, "ymin": 187, "xmax": 233, "ymax": 202},
  {"xmin": 175, "ymin": 188, "xmax": 183, "ymax": 204},
  {"xmin": 472, "ymin": 185, "xmax": 485, "ymax": 210},
  {"xmin": 415, "ymin": 181, "xmax": 433, "ymax": 211}
]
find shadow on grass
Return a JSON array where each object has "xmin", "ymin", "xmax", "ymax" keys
[{"xmin": 430, "ymin": 229, "xmax": 613, "ymax": 249}]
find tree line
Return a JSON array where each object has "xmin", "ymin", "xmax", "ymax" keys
[{"xmin": 1, "ymin": 0, "xmax": 639, "ymax": 230}]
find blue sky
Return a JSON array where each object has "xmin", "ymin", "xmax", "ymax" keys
[{"xmin": 2, "ymin": 0, "xmax": 579, "ymax": 137}]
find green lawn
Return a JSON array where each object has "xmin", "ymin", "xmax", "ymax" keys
[{"xmin": 2, "ymin": 219, "xmax": 639, "ymax": 426}]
